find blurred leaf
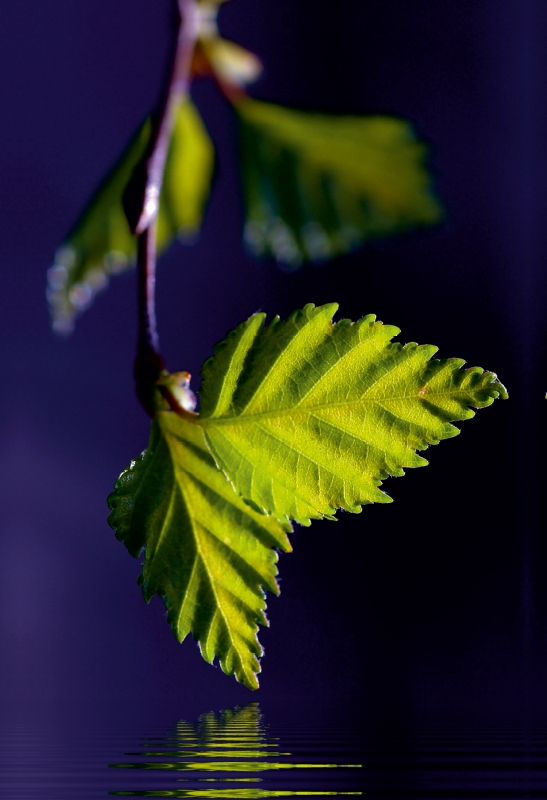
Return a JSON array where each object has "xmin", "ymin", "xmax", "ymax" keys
[
  {"xmin": 48, "ymin": 98, "xmax": 214, "ymax": 332},
  {"xmin": 235, "ymin": 98, "xmax": 442, "ymax": 267},
  {"xmin": 158, "ymin": 97, "xmax": 215, "ymax": 245},
  {"xmin": 107, "ymin": 412, "xmax": 291, "ymax": 690},
  {"xmin": 199, "ymin": 303, "xmax": 507, "ymax": 526}
]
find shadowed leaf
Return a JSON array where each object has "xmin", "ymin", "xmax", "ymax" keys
[{"xmin": 235, "ymin": 98, "xmax": 442, "ymax": 268}]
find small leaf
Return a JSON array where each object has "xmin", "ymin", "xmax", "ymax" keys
[
  {"xmin": 235, "ymin": 98, "xmax": 442, "ymax": 267},
  {"xmin": 199, "ymin": 303, "xmax": 507, "ymax": 526},
  {"xmin": 201, "ymin": 38, "xmax": 263, "ymax": 88},
  {"xmin": 48, "ymin": 98, "xmax": 214, "ymax": 333},
  {"xmin": 107, "ymin": 413, "xmax": 291, "ymax": 690}
]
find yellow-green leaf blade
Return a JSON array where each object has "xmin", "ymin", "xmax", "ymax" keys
[
  {"xmin": 48, "ymin": 98, "xmax": 214, "ymax": 333},
  {"xmin": 199, "ymin": 304, "xmax": 507, "ymax": 526},
  {"xmin": 235, "ymin": 98, "xmax": 442, "ymax": 268},
  {"xmin": 107, "ymin": 414, "xmax": 291, "ymax": 690},
  {"xmin": 158, "ymin": 95, "xmax": 215, "ymax": 246}
]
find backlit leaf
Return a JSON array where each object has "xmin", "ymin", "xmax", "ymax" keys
[
  {"xmin": 158, "ymin": 97, "xmax": 215, "ymax": 243},
  {"xmin": 235, "ymin": 98, "xmax": 442, "ymax": 267},
  {"xmin": 199, "ymin": 304, "xmax": 507, "ymax": 526},
  {"xmin": 107, "ymin": 412, "xmax": 291, "ymax": 690},
  {"xmin": 48, "ymin": 97, "xmax": 214, "ymax": 332}
]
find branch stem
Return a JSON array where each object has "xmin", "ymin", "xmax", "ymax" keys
[
  {"xmin": 137, "ymin": 220, "xmax": 160, "ymax": 356},
  {"xmin": 132, "ymin": 0, "xmax": 201, "ymax": 414},
  {"xmin": 135, "ymin": 0, "xmax": 200, "ymax": 236}
]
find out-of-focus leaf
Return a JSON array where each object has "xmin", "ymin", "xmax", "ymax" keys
[
  {"xmin": 158, "ymin": 97, "xmax": 215, "ymax": 246},
  {"xmin": 235, "ymin": 98, "xmax": 442, "ymax": 268},
  {"xmin": 48, "ymin": 98, "xmax": 214, "ymax": 333},
  {"xmin": 199, "ymin": 303, "xmax": 507, "ymax": 526},
  {"xmin": 107, "ymin": 412, "xmax": 291, "ymax": 690}
]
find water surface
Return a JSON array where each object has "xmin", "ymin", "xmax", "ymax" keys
[{"xmin": 3, "ymin": 705, "xmax": 547, "ymax": 798}]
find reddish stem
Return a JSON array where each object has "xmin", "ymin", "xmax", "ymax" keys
[
  {"xmin": 131, "ymin": 0, "xmax": 200, "ymax": 414},
  {"xmin": 133, "ymin": 0, "xmax": 200, "ymax": 237},
  {"xmin": 137, "ymin": 221, "xmax": 160, "ymax": 356}
]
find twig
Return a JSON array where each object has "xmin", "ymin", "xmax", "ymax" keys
[
  {"xmin": 129, "ymin": 0, "xmax": 201, "ymax": 414},
  {"xmin": 132, "ymin": 0, "xmax": 201, "ymax": 236},
  {"xmin": 136, "ymin": 220, "xmax": 160, "ymax": 356}
]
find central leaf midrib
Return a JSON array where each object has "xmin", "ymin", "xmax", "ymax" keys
[
  {"xmin": 166, "ymin": 438, "xmax": 249, "ymax": 675},
  {"xmin": 201, "ymin": 389, "xmax": 467, "ymax": 427}
]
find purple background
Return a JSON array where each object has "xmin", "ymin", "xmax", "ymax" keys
[{"xmin": 0, "ymin": 0, "xmax": 545, "ymax": 729}]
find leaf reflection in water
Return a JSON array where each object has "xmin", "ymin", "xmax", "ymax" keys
[
  {"xmin": 110, "ymin": 792, "xmax": 360, "ymax": 798},
  {"xmin": 109, "ymin": 704, "xmax": 362, "ymax": 797}
]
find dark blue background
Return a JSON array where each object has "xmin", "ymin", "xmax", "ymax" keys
[{"xmin": 0, "ymin": 0, "xmax": 545, "ymax": 730}]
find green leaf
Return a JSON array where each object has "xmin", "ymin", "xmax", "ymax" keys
[
  {"xmin": 107, "ymin": 412, "xmax": 291, "ymax": 690},
  {"xmin": 157, "ymin": 97, "xmax": 215, "ymax": 245},
  {"xmin": 198, "ymin": 303, "xmax": 507, "ymax": 526},
  {"xmin": 48, "ymin": 97, "xmax": 214, "ymax": 333},
  {"xmin": 235, "ymin": 98, "xmax": 442, "ymax": 267}
]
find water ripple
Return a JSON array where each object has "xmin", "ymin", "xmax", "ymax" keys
[
  {"xmin": 109, "ymin": 704, "xmax": 362, "ymax": 798},
  {"xmin": 6, "ymin": 708, "xmax": 547, "ymax": 798}
]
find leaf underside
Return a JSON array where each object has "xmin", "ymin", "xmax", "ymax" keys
[
  {"xmin": 108, "ymin": 413, "xmax": 291, "ymax": 690},
  {"xmin": 109, "ymin": 303, "xmax": 506, "ymax": 687},
  {"xmin": 235, "ymin": 98, "xmax": 442, "ymax": 268},
  {"xmin": 48, "ymin": 97, "xmax": 214, "ymax": 332},
  {"xmin": 199, "ymin": 303, "xmax": 507, "ymax": 526}
]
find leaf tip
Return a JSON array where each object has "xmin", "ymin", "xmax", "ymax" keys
[{"xmin": 493, "ymin": 377, "xmax": 509, "ymax": 401}]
